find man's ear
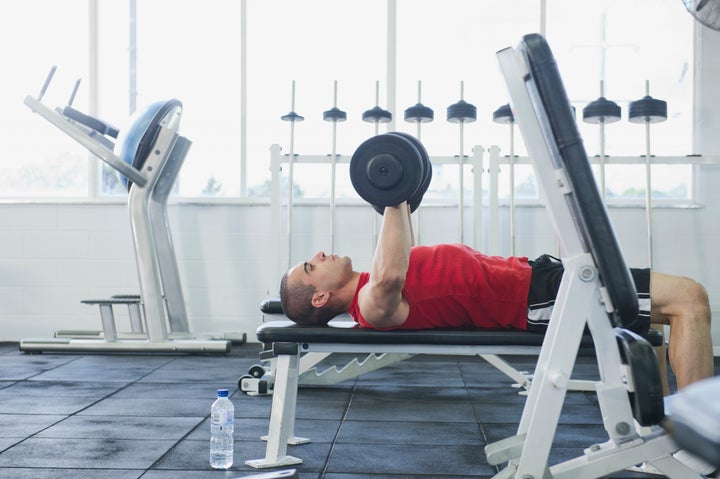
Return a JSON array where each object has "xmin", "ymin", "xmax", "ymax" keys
[{"xmin": 311, "ymin": 290, "xmax": 329, "ymax": 308}]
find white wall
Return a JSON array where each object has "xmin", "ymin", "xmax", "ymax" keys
[
  {"xmin": 0, "ymin": 203, "xmax": 263, "ymax": 340},
  {"xmin": 0, "ymin": 196, "xmax": 719, "ymax": 349}
]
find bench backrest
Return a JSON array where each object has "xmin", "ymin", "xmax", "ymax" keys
[{"xmin": 516, "ymin": 33, "xmax": 639, "ymax": 329}]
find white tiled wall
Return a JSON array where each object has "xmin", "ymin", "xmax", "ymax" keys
[{"xmin": 1, "ymin": 166, "xmax": 719, "ymax": 349}]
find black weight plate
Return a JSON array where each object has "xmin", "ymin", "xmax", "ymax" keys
[
  {"xmin": 350, "ymin": 133, "xmax": 424, "ymax": 208},
  {"xmin": 628, "ymin": 96, "xmax": 667, "ymax": 124},
  {"xmin": 387, "ymin": 132, "xmax": 432, "ymax": 212},
  {"xmin": 404, "ymin": 103, "xmax": 434, "ymax": 123},
  {"xmin": 447, "ymin": 100, "xmax": 477, "ymax": 123},
  {"xmin": 582, "ymin": 97, "xmax": 621, "ymax": 124}
]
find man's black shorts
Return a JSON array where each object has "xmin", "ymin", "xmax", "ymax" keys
[{"xmin": 525, "ymin": 254, "xmax": 651, "ymax": 336}]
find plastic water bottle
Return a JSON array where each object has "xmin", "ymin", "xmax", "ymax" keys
[{"xmin": 209, "ymin": 388, "xmax": 234, "ymax": 469}]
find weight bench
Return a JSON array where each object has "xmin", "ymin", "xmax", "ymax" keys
[
  {"xmin": 240, "ymin": 299, "xmax": 663, "ymax": 398},
  {"xmin": 245, "ymin": 314, "xmax": 662, "ymax": 470},
  {"xmin": 247, "ymin": 33, "xmax": 706, "ymax": 478}
]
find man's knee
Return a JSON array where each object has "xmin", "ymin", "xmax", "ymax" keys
[
  {"xmin": 676, "ymin": 276, "xmax": 710, "ymax": 323},
  {"xmin": 691, "ymin": 279, "xmax": 711, "ymax": 321},
  {"xmin": 653, "ymin": 273, "xmax": 710, "ymax": 324}
]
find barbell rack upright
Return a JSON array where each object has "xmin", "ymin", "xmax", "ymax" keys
[
  {"xmin": 362, "ymin": 80, "xmax": 392, "ymax": 248},
  {"xmin": 323, "ymin": 80, "xmax": 347, "ymax": 254},
  {"xmin": 492, "ymin": 103, "xmax": 516, "ymax": 255},
  {"xmin": 628, "ymin": 80, "xmax": 667, "ymax": 269},
  {"xmin": 281, "ymin": 80, "xmax": 304, "ymax": 269},
  {"xmin": 447, "ymin": 81, "xmax": 477, "ymax": 244},
  {"xmin": 583, "ymin": 80, "xmax": 621, "ymax": 200},
  {"xmin": 404, "ymin": 80, "xmax": 434, "ymax": 245}
]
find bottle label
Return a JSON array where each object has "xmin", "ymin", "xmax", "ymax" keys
[
  {"xmin": 211, "ymin": 411, "xmax": 233, "ymax": 425},
  {"xmin": 212, "ymin": 411, "xmax": 222, "ymax": 424}
]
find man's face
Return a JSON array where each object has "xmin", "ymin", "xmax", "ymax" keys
[{"xmin": 288, "ymin": 251, "xmax": 353, "ymax": 293}]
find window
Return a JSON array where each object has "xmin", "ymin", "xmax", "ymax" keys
[
  {"xmin": 2, "ymin": 0, "xmax": 90, "ymax": 197},
  {"xmin": 395, "ymin": 0, "xmax": 541, "ymax": 202},
  {"xmin": 2, "ymin": 0, "xmax": 695, "ymax": 202},
  {"xmin": 246, "ymin": 0, "xmax": 387, "ymax": 198},
  {"xmin": 548, "ymin": 0, "xmax": 694, "ymax": 202},
  {"xmin": 97, "ymin": 0, "xmax": 244, "ymax": 197}
]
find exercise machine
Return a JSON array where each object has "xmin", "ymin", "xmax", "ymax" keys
[{"xmin": 20, "ymin": 67, "xmax": 240, "ymax": 353}]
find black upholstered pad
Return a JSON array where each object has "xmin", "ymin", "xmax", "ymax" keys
[
  {"xmin": 257, "ymin": 306, "xmax": 663, "ymax": 346},
  {"xmin": 666, "ymin": 376, "xmax": 720, "ymax": 466},
  {"xmin": 256, "ymin": 320, "xmax": 599, "ymax": 348},
  {"xmin": 260, "ymin": 298, "xmax": 283, "ymax": 314},
  {"xmin": 518, "ymin": 34, "xmax": 639, "ymax": 329}
]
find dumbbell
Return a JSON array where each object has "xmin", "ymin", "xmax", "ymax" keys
[{"xmin": 350, "ymin": 132, "xmax": 432, "ymax": 215}]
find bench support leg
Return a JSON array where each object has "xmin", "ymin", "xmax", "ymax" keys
[
  {"xmin": 98, "ymin": 304, "xmax": 118, "ymax": 342},
  {"xmin": 127, "ymin": 301, "xmax": 145, "ymax": 334},
  {"xmin": 247, "ymin": 350, "xmax": 306, "ymax": 468},
  {"xmin": 549, "ymin": 432, "xmax": 703, "ymax": 479}
]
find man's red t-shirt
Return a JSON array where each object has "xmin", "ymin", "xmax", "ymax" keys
[{"xmin": 348, "ymin": 244, "xmax": 532, "ymax": 330}]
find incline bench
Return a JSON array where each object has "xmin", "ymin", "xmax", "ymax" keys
[{"xmin": 246, "ymin": 33, "xmax": 709, "ymax": 479}]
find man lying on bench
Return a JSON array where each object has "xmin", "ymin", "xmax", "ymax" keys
[{"xmin": 279, "ymin": 201, "xmax": 712, "ymax": 390}]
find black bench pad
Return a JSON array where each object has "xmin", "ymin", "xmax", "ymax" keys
[
  {"xmin": 261, "ymin": 298, "xmax": 283, "ymax": 314},
  {"xmin": 256, "ymin": 320, "xmax": 596, "ymax": 348},
  {"xmin": 258, "ymin": 296, "xmax": 663, "ymax": 347}
]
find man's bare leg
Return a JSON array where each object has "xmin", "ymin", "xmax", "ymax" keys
[{"xmin": 650, "ymin": 272, "xmax": 713, "ymax": 389}]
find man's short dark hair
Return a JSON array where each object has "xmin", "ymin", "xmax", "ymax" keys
[{"xmin": 279, "ymin": 271, "xmax": 341, "ymax": 325}]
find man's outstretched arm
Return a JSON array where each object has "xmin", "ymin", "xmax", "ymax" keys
[{"xmin": 358, "ymin": 203, "xmax": 413, "ymax": 328}]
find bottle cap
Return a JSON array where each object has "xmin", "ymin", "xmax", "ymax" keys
[{"xmin": 217, "ymin": 388, "xmax": 229, "ymax": 397}]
